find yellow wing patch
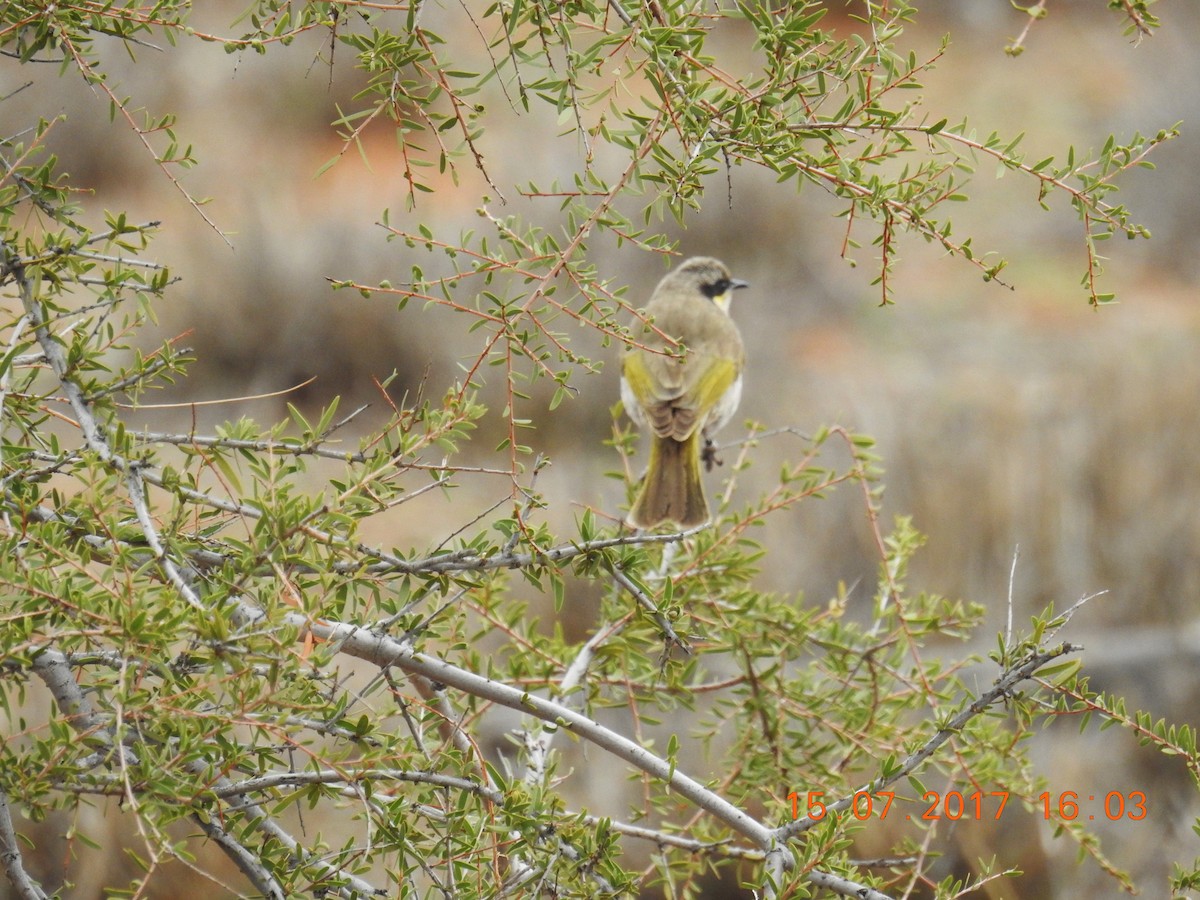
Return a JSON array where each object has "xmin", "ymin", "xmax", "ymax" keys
[{"xmin": 623, "ymin": 350, "xmax": 739, "ymax": 441}]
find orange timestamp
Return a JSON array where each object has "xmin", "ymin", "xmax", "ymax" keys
[{"xmin": 788, "ymin": 790, "xmax": 1148, "ymax": 823}]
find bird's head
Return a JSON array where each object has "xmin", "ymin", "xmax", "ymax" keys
[{"xmin": 669, "ymin": 256, "xmax": 749, "ymax": 313}]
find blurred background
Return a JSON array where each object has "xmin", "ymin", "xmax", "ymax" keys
[{"xmin": 3, "ymin": 1, "xmax": 1199, "ymax": 896}]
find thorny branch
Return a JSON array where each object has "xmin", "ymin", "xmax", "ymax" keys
[
  {"xmin": 2, "ymin": 232, "xmax": 1084, "ymax": 899},
  {"xmin": 0, "ymin": 4, "xmax": 1174, "ymax": 896}
]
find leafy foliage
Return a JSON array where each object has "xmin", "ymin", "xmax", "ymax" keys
[{"xmin": 0, "ymin": 2, "xmax": 1194, "ymax": 899}]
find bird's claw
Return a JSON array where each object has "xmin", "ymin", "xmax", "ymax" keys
[{"xmin": 702, "ymin": 438, "xmax": 723, "ymax": 472}]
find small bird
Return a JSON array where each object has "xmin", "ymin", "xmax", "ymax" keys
[{"xmin": 621, "ymin": 256, "xmax": 748, "ymax": 529}]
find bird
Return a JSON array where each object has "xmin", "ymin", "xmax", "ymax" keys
[{"xmin": 620, "ymin": 256, "xmax": 748, "ymax": 529}]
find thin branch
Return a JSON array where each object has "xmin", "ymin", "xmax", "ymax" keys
[
  {"xmin": 251, "ymin": 607, "xmax": 780, "ymax": 853},
  {"xmin": 806, "ymin": 869, "xmax": 893, "ymax": 900},
  {"xmin": 0, "ymin": 792, "xmax": 47, "ymax": 900},
  {"xmin": 0, "ymin": 313, "xmax": 30, "ymax": 481},
  {"xmin": 3, "ymin": 244, "xmax": 112, "ymax": 461},
  {"xmin": 775, "ymin": 641, "xmax": 1083, "ymax": 841},
  {"xmin": 1005, "ymin": 544, "xmax": 1019, "ymax": 652},
  {"xmin": 52, "ymin": 31, "xmax": 228, "ymax": 244},
  {"xmin": 1005, "ymin": 0, "xmax": 1048, "ymax": 56},
  {"xmin": 190, "ymin": 815, "xmax": 285, "ymax": 900},
  {"xmin": 1118, "ymin": 1, "xmax": 1154, "ymax": 41},
  {"xmin": 8, "ymin": 493, "xmax": 708, "ymax": 582},
  {"xmin": 607, "ymin": 562, "xmax": 690, "ymax": 653},
  {"xmin": 214, "ymin": 769, "xmax": 502, "ymax": 805},
  {"xmin": 28, "ymin": 646, "xmax": 380, "ymax": 898},
  {"xmin": 521, "ymin": 615, "xmax": 629, "ymax": 789},
  {"xmin": 195, "ymin": 760, "xmax": 382, "ymax": 900},
  {"xmin": 84, "ymin": 355, "xmax": 177, "ymax": 402},
  {"xmin": 606, "ymin": 0, "xmax": 634, "ymax": 28},
  {"xmin": 3, "ymin": 243, "xmax": 205, "ymax": 615},
  {"xmin": 120, "ymin": 377, "xmax": 317, "ymax": 410},
  {"xmin": 124, "ymin": 466, "xmax": 205, "ymax": 610}
]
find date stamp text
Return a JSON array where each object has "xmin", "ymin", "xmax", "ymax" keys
[{"xmin": 787, "ymin": 790, "xmax": 1148, "ymax": 823}]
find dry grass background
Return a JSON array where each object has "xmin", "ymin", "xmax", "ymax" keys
[{"xmin": 3, "ymin": 1, "xmax": 1200, "ymax": 897}]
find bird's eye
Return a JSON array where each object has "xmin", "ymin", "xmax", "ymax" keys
[{"xmin": 701, "ymin": 278, "xmax": 731, "ymax": 299}]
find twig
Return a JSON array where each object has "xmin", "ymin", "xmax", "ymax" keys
[
  {"xmin": 0, "ymin": 792, "xmax": 47, "ymax": 900},
  {"xmin": 124, "ymin": 466, "xmax": 205, "ymax": 610},
  {"xmin": 134, "ymin": 427, "xmax": 372, "ymax": 464},
  {"xmin": 776, "ymin": 641, "xmax": 1082, "ymax": 841},
  {"xmin": 606, "ymin": 0, "xmax": 634, "ymax": 28},
  {"xmin": 1005, "ymin": 544, "xmax": 1019, "ymax": 652},
  {"xmin": 522, "ymin": 616, "xmax": 629, "ymax": 786},
  {"xmin": 0, "ymin": 314, "xmax": 30, "ymax": 482},
  {"xmin": 806, "ymin": 869, "xmax": 893, "ymax": 900},
  {"xmin": 608, "ymin": 562, "xmax": 690, "ymax": 653},
  {"xmin": 84, "ymin": 355, "xmax": 177, "ymax": 401},
  {"xmin": 52, "ymin": 31, "xmax": 228, "ymax": 244},
  {"xmin": 1006, "ymin": 0, "xmax": 1049, "ymax": 56},
  {"xmin": 190, "ymin": 816, "xmax": 286, "ymax": 900},
  {"xmin": 120, "ymin": 376, "xmax": 317, "ymax": 409},
  {"xmin": 8, "ymin": 491, "xmax": 709, "ymax": 583},
  {"xmin": 29, "ymin": 646, "xmax": 379, "ymax": 898},
  {"xmin": 198, "ymin": 760, "xmax": 382, "ymax": 899},
  {"xmin": 3, "ymin": 243, "xmax": 205, "ymax": 608},
  {"xmin": 1112, "ymin": 0, "xmax": 1155, "ymax": 42},
  {"xmin": 255, "ymin": 608, "xmax": 779, "ymax": 852},
  {"xmin": 214, "ymin": 769, "xmax": 501, "ymax": 804},
  {"xmin": 1045, "ymin": 590, "xmax": 1107, "ymax": 643}
]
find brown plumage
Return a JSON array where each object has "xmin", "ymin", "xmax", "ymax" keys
[{"xmin": 620, "ymin": 257, "xmax": 748, "ymax": 528}]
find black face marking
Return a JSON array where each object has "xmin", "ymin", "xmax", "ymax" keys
[{"xmin": 701, "ymin": 277, "xmax": 733, "ymax": 299}]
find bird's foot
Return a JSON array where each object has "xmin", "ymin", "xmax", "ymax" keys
[{"xmin": 702, "ymin": 437, "xmax": 723, "ymax": 472}]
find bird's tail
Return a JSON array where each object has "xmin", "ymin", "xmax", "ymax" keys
[{"xmin": 629, "ymin": 432, "xmax": 709, "ymax": 529}]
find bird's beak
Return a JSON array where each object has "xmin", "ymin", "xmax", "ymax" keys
[{"xmin": 714, "ymin": 278, "xmax": 749, "ymax": 313}]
